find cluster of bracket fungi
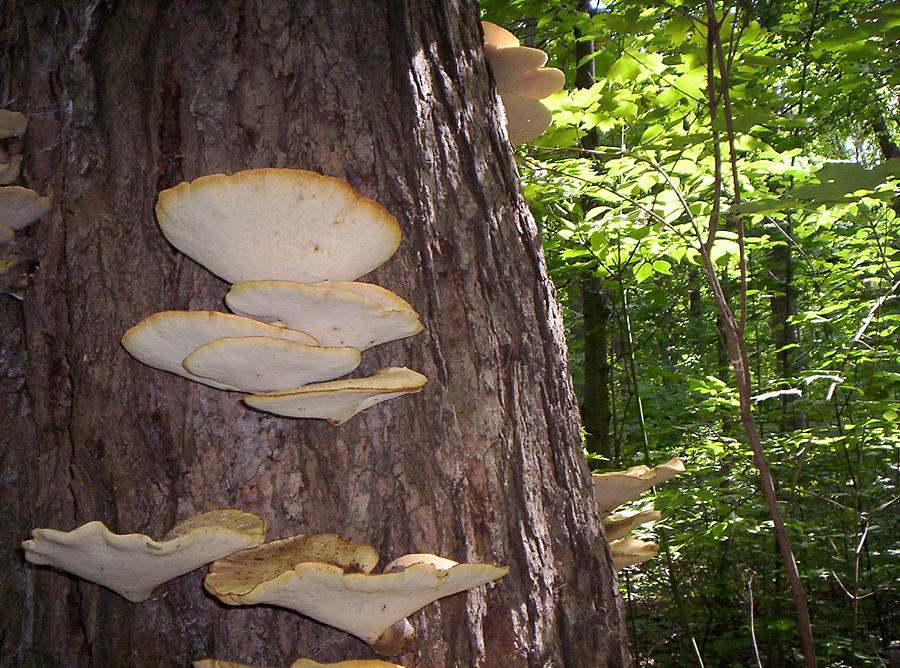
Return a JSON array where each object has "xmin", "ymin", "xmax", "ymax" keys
[
  {"xmin": 594, "ymin": 457, "xmax": 685, "ymax": 568},
  {"xmin": 0, "ymin": 109, "xmax": 51, "ymax": 298},
  {"xmin": 23, "ymin": 510, "xmax": 508, "ymax": 665},
  {"xmin": 122, "ymin": 168, "xmax": 428, "ymax": 424},
  {"xmin": 19, "ymin": 22, "xmax": 680, "ymax": 665},
  {"xmin": 481, "ymin": 21, "xmax": 564, "ymax": 145},
  {"xmin": 20, "ymin": 167, "xmax": 508, "ymax": 666}
]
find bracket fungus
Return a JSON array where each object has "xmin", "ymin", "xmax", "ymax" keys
[
  {"xmin": 22, "ymin": 510, "xmax": 266, "ymax": 602},
  {"xmin": 0, "ymin": 185, "xmax": 51, "ymax": 232},
  {"xmin": 156, "ymin": 169, "xmax": 401, "ymax": 284},
  {"xmin": 609, "ymin": 536, "xmax": 660, "ymax": 571},
  {"xmin": 592, "ymin": 456, "xmax": 685, "ymax": 517},
  {"xmin": 482, "ymin": 21, "xmax": 565, "ymax": 144},
  {"xmin": 244, "ymin": 367, "xmax": 428, "ymax": 425},
  {"xmin": 602, "ymin": 510, "xmax": 662, "ymax": 542},
  {"xmin": 124, "ymin": 168, "xmax": 426, "ymax": 421},
  {"xmin": 183, "ymin": 336, "xmax": 362, "ymax": 394},
  {"xmin": 121, "ymin": 310, "xmax": 323, "ymax": 390},
  {"xmin": 204, "ymin": 534, "xmax": 508, "ymax": 656},
  {"xmin": 0, "ymin": 110, "xmax": 27, "ymax": 139},
  {"xmin": 226, "ymin": 280, "xmax": 423, "ymax": 350},
  {"xmin": 195, "ymin": 661, "xmax": 404, "ymax": 668}
]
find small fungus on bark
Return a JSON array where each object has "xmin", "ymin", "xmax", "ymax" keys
[
  {"xmin": 0, "ymin": 185, "xmax": 51, "ymax": 231},
  {"xmin": 0, "ymin": 109, "xmax": 28, "ymax": 139},
  {"xmin": 243, "ymin": 367, "xmax": 428, "ymax": 425},
  {"xmin": 609, "ymin": 536, "xmax": 660, "ymax": 571}
]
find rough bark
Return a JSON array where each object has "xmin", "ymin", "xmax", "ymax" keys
[{"xmin": 0, "ymin": 1, "xmax": 630, "ymax": 667}]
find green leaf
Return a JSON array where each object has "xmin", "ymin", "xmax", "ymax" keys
[
  {"xmin": 634, "ymin": 262, "xmax": 654, "ymax": 283},
  {"xmin": 608, "ymin": 53, "xmax": 642, "ymax": 82}
]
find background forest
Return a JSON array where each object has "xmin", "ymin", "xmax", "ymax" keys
[{"xmin": 481, "ymin": 0, "xmax": 900, "ymax": 666}]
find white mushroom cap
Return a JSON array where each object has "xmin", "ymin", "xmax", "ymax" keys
[
  {"xmin": 484, "ymin": 44, "xmax": 549, "ymax": 85},
  {"xmin": 592, "ymin": 457, "xmax": 685, "ymax": 516},
  {"xmin": 609, "ymin": 536, "xmax": 659, "ymax": 571},
  {"xmin": 0, "ymin": 186, "xmax": 51, "ymax": 230},
  {"xmin": 481, "ymin": 22, "xmax": 564, "ymax": 146},
  {"xmin": 507, "ymin": 67, "xmax": 567, "ymax": 100},
  {"xmin": 382, "ymin": 553, "xmax": 458, "ymax": 573},
  {"xmin": 205, "ymin": 540, "xmax": 508, "ymax": 653},
  {"xmin": 500, "ymin": 95, "xmax": 554, "ymax": 146},
  {"xmin": 182, "ymin": 337, "xmax": 362, "ymax": 393},
  {"xmin": 156, "ymin": 169, "xmax": 402, "ymax": 284},
  {"xmin": 0, "ymin": 110, "xmax": 28, "ymax": 139},
  {"xmin": 22, "ymin": 510, "xmax": 266, "ymax": 602},
  {"xmin": 602, "ymin": 510, "xmax": 662, "ymax": 542},
  {"xmin": 312, "ymin": 281, "xmax": 415, "ymax": 311},
  {"xmin": 482, "ymin": 21, "xmax": 520, "ymax": 48},
  {"xmin": 121, "ymin": 311, "xmax": 318, "ymax": 390},
  {"xmin": 244, "ymin": 367, "xmax": 427, "ymax": 425},
  {"xmin": 226, "ymin": 280, "xmax": 423, "ymax": 350},
  {"xmin": 483, "ymin": 44, "xmax": 565, "ymax": 100}
]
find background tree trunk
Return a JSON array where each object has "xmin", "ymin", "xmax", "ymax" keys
[{"xmin": 0, "ymin": 1, "xmax": 631, "ymax": 667}]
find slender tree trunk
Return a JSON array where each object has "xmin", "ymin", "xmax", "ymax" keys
[
  {"xmin": 0, "ymin": 2, "xmax": 631, "ymax": 667},
  {"xmin": 872, "ymin": 114, "xmax": 900, "ymax": 161},
  {"xmin": 582, "ymin": 276, "xmax": 612, "ymax": 461},
  {"xmin": 769, "ymin": 218, "xmax": 806, "ymax": 432},
  {"xmin": 574, "ymin": 6, "xmax": 613, "ymax": 463}
]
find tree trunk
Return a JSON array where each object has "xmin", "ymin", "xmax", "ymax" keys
[
  {"xmin": 0, "ymin": 1, "xmax": 631, "ymax": 667},
  {"xmin": 768, "ymin": 220, "xmax": 807, "ymax": 432},
  {"xmin": 581, "ymin": 277, "xmax": 612, "ymax": 463},
  {"xmin": 574, "ymin": 8, "xmax": 613, "ymax": 464}
]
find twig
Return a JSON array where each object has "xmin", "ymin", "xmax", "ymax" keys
[
  {"xmin": 825, "ymin": 279, "xmax": 900, "ymax": 402},
  {"xmin": 747, "ymin": 574, "xmax": 764, "ymax": 668}
]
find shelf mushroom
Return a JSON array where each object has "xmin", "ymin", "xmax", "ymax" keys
[
  {"xmin": 0, "ymin": 185, "xmax": 51, "ymax": 234},
  {"xmin": 182, "ymin": 336, "xmax": 364, "ymax": 394},
  {"xmin": 482, "ymin": 21, "xmax": 565, "ymax": 144},
  {"xmin": 225, "ymin": 280, "xmax": 423, "ymax": 350},
  {"xmin": 194, "ymin": 660, "xmax": 404, "ymax": 668},
  {"xmin": 155, "ymin": 169, "xmax": 402, "ymax": 285},
  {"xmin": 124, "ymin": 168, "xmax": 428, "ymax": 423},
  {"xmin": 0, "ymin": 110, "xmax": 28, "ymax": 139},
  {"xmin": 592, "ymin": 456, "xmax": 685, "ymax": 517},
  {"xmin": 244, "ymin": 367, "xmax": 428, "ymax": 425},
  {"xmin": 204, "ymin": 534, "xmax": 509, "ymax": 656},
  {"xmin": 609, "ymin": 536, "xmax": 659, "ymax": 571},
  {"xmin": 602, "ymin": 510, "xmax": 662, "ymax": 542},
  {"xmin": 120, "ymin": 310, "xmax": 367, "ymax": 392},
  {"xmin": 22, "ymin": 510, "xmax": 266, "ymax": 602}
]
